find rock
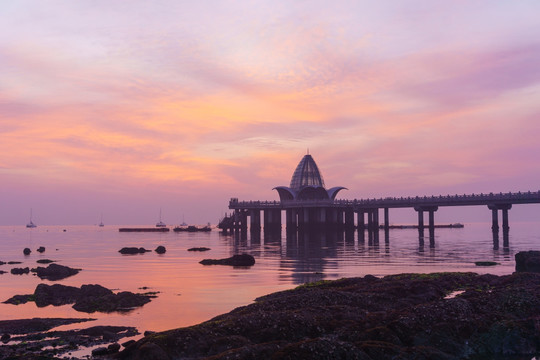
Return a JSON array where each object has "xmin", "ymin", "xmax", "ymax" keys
[
  {"xmin": 10, "ymin": 267, "xmax": 29, "ymax": 275},
  {"xmin": 3, "ymin": 294, "xmax": 33, "ymax": 305},
  {"xmin": 23, "ymin": 248, "xmax": 31, "ymax": 255},
  {"xmin": 154, "ymin": 246, "xmax": 166, "ymax": 254},
  {"xmin": 122, "ymin": 339, "xmax": 136, "ymax": 348},
  {"xmin": 515, "ymin": 250, "xmax": 540, "ymax": 272},
  {"xmin": 1, "ymin": 333, "xmax": 10, "ymax": 343},
  {"xmin": 116, "ymin": 272, "xmax": 540, "ymax": 360},
  {"xmin": 0, "ymin": 261, "xmax": 5, "ymax": 265},
  {"xmin": 33, "ymin": 263, "xmax": 80, "ymax": 281},
  {"xmin": 199, "ymin": 254, "xmax": 255, "ymax": 266},
  {"xmin": 144, "ymin": 330, "xmax": 156, "ymax": 336},
  {"xmin": 188, "ymin": 247, "xmax": 211, "ymax": 252},
  {"xmin": 0, "ymin": 270, "xmax": 6, "ymax": 274},
  {"xmin": 37, "ymin": 246, "xmax": 45, "ymax": 253},
  {"xmin": 34, "ymin": 283, "xmax": 81, "ymax": 307},
  {"xmin": 7, "ymin": 261, "xmax": 22, "ymax": 264},
  {"xmin": 475, "ymin": 261, "xmax": 498, "ymax": 266},
  {"xmin": 92, "ymin": 346, "xmax": 109, "ymax": 356},
  {"xmin": 36, "ymin": 259, "xmax": 55, "ymax": 264},
  {"xmin": 108, "ymin": 342, "xmax": 121, "ymax": 353},
  {"xmin": 119, "ymin": 247, "xmax": 151, "ymax": 255}
]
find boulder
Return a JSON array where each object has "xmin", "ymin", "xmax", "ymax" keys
[
  {"xmin": 155, "ymin": 246, "xmax": 166, "ymax": 254},
  {"xmin": 34, "ymin": 283, "xmax": 81, "ymax": 307},
  {"xmin": 33, "ymin": 263, "xmax": 80, "ymax": 281},
  {"xmin": 92, "ymin": 347, "xmax": 109, "ymax": 356},
  {"xmin": 108, "ymin": 342, "xmax": 121, "ymax": 353},
  {"xmin": 23, "ymin": 248, "xmax": 31, "ymax": 255},
  {"xmin": 188, "ymin": 247, "xmax": 211, "ymax": 252},
  {"xmin": 36, "ymin": 259, "xmax": 55, "ymax": 264},
  {"xmin": 36, "ymin": 246, "xmax": 45, "ymax": 253},
  {"xmin": 199, "ymin": 254, "xmax": 255, "ymax": 266},
  {"xmin": 119, "ymin": 247, "xmax": 151, "ymax": 255},
  {"xmin": 10, "ymin": 267, "xmax": 29, "ymax": 275},
  {"xmin": 1, "ymin": 333, "xmax": 10, "ymax": 343},
  {"xmin": 515, "ymin": 251, "xmax": 540, "ymax": 272}
]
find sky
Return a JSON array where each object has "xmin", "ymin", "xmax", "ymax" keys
[{"xmin": 1, "ymin": 1, "xmax": 540, "ymax": 225}]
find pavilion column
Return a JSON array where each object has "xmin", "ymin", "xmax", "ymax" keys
[
  {"xmin": 383, "ymin": 208, "xmax": 389, "ymax": 230},
  {"xmin": 250, "ymin": 209, "xmax": 260, "ymax": 231},
  {"xmin": 357, "ymin": 211, "xmax": 365, "ymax": 231}
]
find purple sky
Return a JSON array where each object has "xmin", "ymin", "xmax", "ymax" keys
[{"xmin": 1, "ymin": 1, "xmax": 540, "ymax": 225}]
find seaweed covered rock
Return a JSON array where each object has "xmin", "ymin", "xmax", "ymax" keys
[
  {"xmin": 32, "ymin": 263, "xmax": 80, "ymax": 280},
  {"xmin": 199, "ymin": 254, "xmax": 255, "ymax": 266},
  {"xmin": 118, "ymin": 272, "xmax": 540, "ymax": 360},
  {"xmin": 5, "ymin": 283, "xmax": 154, "ymax": 313},
  {"xmin": 515, "ymin": 250, "xmax": 540, "ymax": 272},
  {"xmin": 119, "ymin": 247, "xmax": 151, "ymax": 255}
]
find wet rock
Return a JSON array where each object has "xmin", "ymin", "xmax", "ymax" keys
[
  {"xmin": 144, "ymin": 330, "xmax": 156, "ymax": 336},
  {"xmin": 188, "ymin": 247, "xmax": 211, "ymax": 252},
  {"xmin": 122, "ymin": 339, "xmax": 136, "ymax": 348},
  {"xmin": 1, "ymin": 333, "xmax": 10, "ymax": 343},
  {"xmin": 199, "ymin": 253, "xmax": 255, "ymax": 266},
  {"xmin": 36, "ymin": 246, "xmax": 45, "ymax": 253},
  {"xmin": 117, "ymin": 272, "xmax": 540, "ymax": 360},
  {"xmin": 36, "ymin": 259, "xmax": 55, "ymax": 264},
  {"xmin": 515, "ymin": 250, "xmax": 540, "ymax": 272},
  {"xmin": 119, "ymin": 247, "xmax": 151, "ymax": 255},
  {"xmin": 92, "ymin": 346, "xmax": 109, "ymax": 356},
  {"xmin": 34, "ymin": 283, "xmax": 81, "ymax": 307},
  {"xmin": 0, "ymin": 261, "xmax": 5, "ymax": 265},
  {"xmin": 475, "ymin": 261, "xmax": 498, "ymax": 266},
  {"xmin": 10, "ymin": 267, "xmax": 29, "ymax": 275},
  {"xmin": 0, "ymin": 270, "xmax": 6, "ymax": 274},
  {"xmin": 23, "ymin": 248, "xmax": 31, "ymax": 255},
  {"xmin": 7, "ymin": 261, "xmax": 22, "ymax": 264},
  {"xmin": 108, "ymin": 342, "xmax": 121, "ymax": 353},
  {"xmin": 154, "ymin": 245, "xmax": 166, "ymax": 254},
  {"xmin": 3, "ymin": 294, "xmax": 33, "ymax": 305},
  {"xmin": 33, "ymin": 263, "xmax": 80, "ymax": 281}
]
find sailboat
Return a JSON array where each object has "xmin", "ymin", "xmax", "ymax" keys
[
  {"xmin": 156, "ymin": 208, "xmax": 166, "ymax": 227},
  {"xmin": 180, "ymin": 214, "xmax": 188, "ymax": 226},
  {"xmin": 99, "ymin": 213, "xmax": 104, "ymax": 227},
  {"xmin": 26, "ymin": 209, "xmax": 37, "ymax": 228}
]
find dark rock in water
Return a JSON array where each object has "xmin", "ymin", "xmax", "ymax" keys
[
  {"xmin": 0, "ymin": 270, "xmax": 6, "ymax": 275},
  {"xmin": 0, "ymin": 318, "xmax": 94, "ymax": 335},
  {"xmin": 34, "ymin": 283, "xmax": 81, "ymax": 307},
  {"xmin": 108, "ymin": 342, "xmax": 121, "ymax": 353},
  {"xmin": 117, "ymin": 272, "xmax": 540, "ymax": 360},
  {"xmin": 2, "ymin": 294, "xmax": 33, "ymax": 305},
  {"xmin": 10, "ymin": 267, "xmax": 29, "ymax": 275},
  {"xmin": 0, "ymin": 261, "xmax": 5, "ymax": 265},
  {"xmin": 119, "ymin": 247, "xmax": 151, "ymax": 255},
  {"xmin": 515, "ymin": 250, "xmax": 540, "ymax": 272},
  {"xmin": 23, "ymin": 248, "xmax": 31, "ymax": 255},
  {"xmin": 188, "ymin": 247, "xmax": 211, "ymax": 252},
  {"xmin": 92, "ymin": 346, "xmax": 109, "ymax": 356},
  {"xmin": 154, "ymin": 246, "xmax": 166, "ymax": 254},
  {"xmin": 36, "ymin": 246, "xmax": 45, "ymax": 253},
  {"xmin": 36, "ymin": 259, "xmax": 55, "ymax": 264},
  {"xmin": 33, "ymin": 263, "xmax": 80, "ymax": 281},
  {"xmin": 199, "ymin": 254, "xmax": 255, "ymax": 266},
  {"xmin": 475, "ymin": 261, "xmax": 498, "ymax": 266},
  {"xmin": 5, "ymin": 283, "xmax": 154, "ymax": 313},
  {"xmin": 1, "ymin": 333, "xmax": 10, "ymax": 343},
  {"xmin": 144, "ymin": 330, "xmax": 156, "ymax": 336},
  {"xmin": 122, "ymin": 339, "xmax": 136, "ymax": 348},
  {"xmin": 7, "ymin": 261, "xmax": 22, "ymax": 265}
]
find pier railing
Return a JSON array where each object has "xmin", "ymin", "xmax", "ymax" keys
[{"xmin": 229, "ymin": 191, "xmax": 540, "ymax": 210}]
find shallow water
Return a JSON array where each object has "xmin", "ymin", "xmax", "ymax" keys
[{"xmin": 0, "ymin": 221, "xmax": 539, "ymax": 336}]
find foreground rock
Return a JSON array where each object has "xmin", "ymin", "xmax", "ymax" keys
[
  {"xmin": 154, "ymin": 245, "xmax": 166, "ymax": 254},
  {"xmin": 4, "ymin": 283, "xmax": 156, "ymax": 313},
  {"xmin": 515, "ymin": 250, "xmax": 540, "ymax": 272},
  {"xmin": 199, "ymin": 254, "xmax": 255, "ymax": 266},
  {"xmin": 188, "ymin": 247, "xmax": 211, "ymax": 252},
  {"xmin": 32, "ymin": 263, "xmax": 80, "ymax": 280},
  {"xmin": 0, "ymin": 319, "xmax": 137, "ymax": 359},
  {"xmin": 118, "ymin": 272, "xmax": 540, "ymax": 359},
  {"xmin": 119, "ymin": 247, "xmax": 151, "ymax": 254}
]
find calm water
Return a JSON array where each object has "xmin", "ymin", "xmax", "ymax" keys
[{"xmin": 1, "ymin": 222, "xmax": 540, "ymax": 337}]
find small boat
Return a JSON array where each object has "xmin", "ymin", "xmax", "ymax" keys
[
  {"xmin": 156, "ymin": 208, "xmax": 166, "ymax": 227},
  {"xmin": 26, "ymin": 209, "xmax": 37, "ymax": 228},
  {"xmin": 99, "ymin": 213, "xmax": 104, "ymax": 227},
  {"xmin": 173, "ymin": 225, "xmax": 212, "ymax": 232}
]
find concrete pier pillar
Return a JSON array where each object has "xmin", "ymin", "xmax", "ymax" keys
[
  {"xmin": 417, "ymin": 209, "xmax": 424, "ymax": 230},
  {"xmin": 502, "ymin": 208, "xmax": 509, "ymax": 232},
  {"xmin": 345, "ymin": 208, "xmax": 354, "ymax": 230},
  {"xmin": 286, "ymin": 209, "xmax": 297, "ymax": 231},
  {"xmin": 491, "ymin": 208, "xmax": 499, "ymax": 231},
  {"xmin": 357, "ymin": 211, "xmax": 365, "ymax": 231},
  {"xmin": 264, "ymin": 209, "xmax": 281, "ymax": 231},
  {"xmin": 428, "ymin": 210, "xmax": 435, "ymax": 231},
  {"xmin": 367, "ymin": 210, "xmax": 373, "ymax": 231},
  {"xmin": 249, "ymin": 209, "xmax": 261, "ymax": 230},
  {"xmin": 384, "ymin": 208, "xmax": 389, "ymax": 230},
  {"xmin": 373, "ymin": 209, "xmax": 379, "ymax": 230}
]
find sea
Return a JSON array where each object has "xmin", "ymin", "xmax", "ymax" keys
[{"xmin": 1, "ymin": 221, "xmax": 540, "ymax": 356}]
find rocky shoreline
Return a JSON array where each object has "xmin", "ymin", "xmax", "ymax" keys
[{"xmin": 2, "ymin": 251, "xmax": 540, "ymax": 359}]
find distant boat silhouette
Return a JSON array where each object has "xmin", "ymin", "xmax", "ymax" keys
[
  {"xmin": 99, "ymin": 213, "xmax": 104, "ymax": 227},
  {"xmin": 26, "ymin": 208, "xmax": 37, "ymax": 228},
  {"xmin": 156, "ymin": 208, "xmax": 166, "ymax": 227}
]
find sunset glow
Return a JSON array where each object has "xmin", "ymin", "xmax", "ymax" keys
[{"xmin": 2, "ymin": 1, "xmax": 540, "ymax": 225}]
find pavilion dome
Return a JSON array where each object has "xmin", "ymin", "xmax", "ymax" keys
[
  {"xmin": 273, "ymin": 154, "xmax": 347, "ymax": 202},
  {"xmin": 290, "ymin": 154, "xmax": 325, "ymax": 189}
]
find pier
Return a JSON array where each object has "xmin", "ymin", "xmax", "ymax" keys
[{"xmin": 220, "ymin": 154, "xmax": 540, "ymax": 238}]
